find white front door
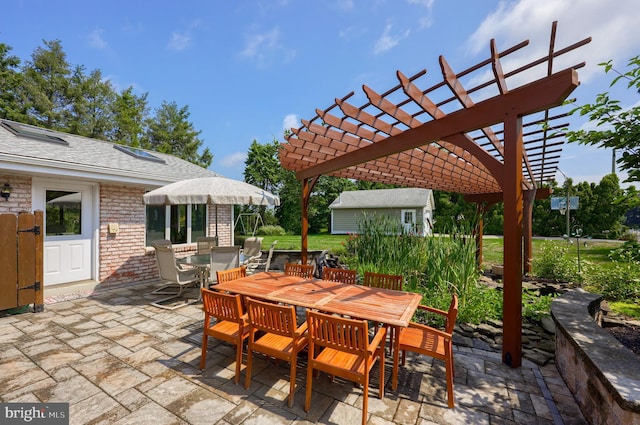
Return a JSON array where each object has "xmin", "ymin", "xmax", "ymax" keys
[{"xmin": 33, "ymin": 180, "xmax": 96, "ymax": 286}]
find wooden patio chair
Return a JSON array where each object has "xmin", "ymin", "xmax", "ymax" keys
[
  {"xmin": 199, "ymin": 288, "xmax": 249, "ymax": 384},
  {"xmin": 196, "ymin": 236, "xmax": 218, "ymax": 255},
  {"xmin": 305, "ymin": 310, "xmax": 386, "ymax": 425},
  {"xmin": 363, "ymin": 271, "xmax": 403, "ymax": 291},
  {"xmin": 322, "ymin": 267, "xmax": 357, "ymax": 285},
  {"xmin": 150, "ymin": 245, "xmax": 199, "ymax": 310},
  {"xmin": 216, "ymin": 266, "xmax": 247, "ymax": 284},
  {"xmin": 284, "ymin": 262, "xmax": 314, "ymax": 279},
  {"xmin": 392, "ymin": 294, "xmax": 459, "ymax": 408},
  {"xmin": 244, "ymin": 297, "xmax": 309, "ymax": 407},
  {"xmin": 363, "ymin": 271, "xmax": 404, "ymax": 348}
]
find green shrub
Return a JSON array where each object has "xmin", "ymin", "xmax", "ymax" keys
[
  {"xmin": 256, "ymin": 225, "xmax": 286, "ymax": 236},
  {"xmin": 583, "ymin": 256, "xmax": 640, "ymax": 302},
  {"xmin": 608, "ymin": 240, "xmax": 640, "ymax": 261},
  {"xmin": 532, "ymin": 242, "xmax": 579, "ymax": 282},
  {"xmin": 523, "ymin": 291, "xmax": 555, "ymax": 321}
]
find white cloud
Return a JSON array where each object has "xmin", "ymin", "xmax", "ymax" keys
[
  {"xmin": 407, "ymin": 0, "xmax": 434, "ymax": 28},
  {"xmin": 88, "ymin": 29, "xmax": 108, "ymax": 49},
  {"xmin": 373, "ymin": 23, "xmax": 410, "ymax": 55},
  {"xmin": 337, "ymin": 0, "xmax": 355, "ymax": 11},
  {"xmin": 282, "ymin": 114, "xmax": 300, "ymax": 133},
  {"xmin": 219, "ymin": 152, "xmax": 247, "ymax": 168},
  {"xmin": 167, "ymin": 32, "xmax": 191, "ymax": 51},
  {"xmin": 466, "ymin": 0, "xmax": 640, "ymax": 84},
  {"xmin": 240, "ymin": 27, "xmax": 296, "ymax": 67}
]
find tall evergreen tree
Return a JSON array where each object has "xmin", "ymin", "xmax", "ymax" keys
[
  {"xmin": 20, "ymin": 39, "xmax": 72, "ymax": 129},
  {"xmin": 68, "ymin": 66, "xmax": 115, "ymax": 139},
  {"xmin": 143, "ymin": 101, "xmax": 212, "ymax": 167},
  {"xmin": 112, "ymin": 87, "xmax": 148, "ymax": 147},
  {"xmin": 0, "ymin": 43, "xmax": 25, "ymax": 121}
]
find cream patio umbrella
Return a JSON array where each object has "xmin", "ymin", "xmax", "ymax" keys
[{"xmin": 143, "ymin": 176, "xmax": 280, "ymax": 237}]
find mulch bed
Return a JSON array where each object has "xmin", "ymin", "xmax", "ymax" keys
[{"xmin": 606, "ymin": 324, "xmax": 640, "ymax": 356}]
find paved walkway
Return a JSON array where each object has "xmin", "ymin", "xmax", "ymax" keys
[{"xmin": 0, "ymin": 281, "xmax": 588, "ymax": 425}]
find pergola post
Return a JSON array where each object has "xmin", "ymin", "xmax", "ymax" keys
[
  {"xmin": 523, "ymin": 189, "xmax": 536, "ymax": 275},
  {"xmin": 300, "ymin": 178, "xmax": 311, "ymax": 265},
  {"xmin": 475, "ymin": 203, "xmax": 485, "ymax": 269},
  {"xmin": 502, "ymin": 114, "xmax": 524, "ymax": 367}
]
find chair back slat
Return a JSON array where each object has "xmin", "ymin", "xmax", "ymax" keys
[
  {"xmin": 216, "ymin": 266, "xmax": 246, "ymax": 284},
  {"xmin": 322, "ymin": 267, "xmax": 357, "ymax": 285},
  {"xmin": 363, "ymin": 272, "xmax": 403, "ymax": 291},
  {"xmin": 201, "ymin": 288, "xmax": 244, "ymax": 323},
  {"xmin": 284, "ymin": 263, "xmax": 314, "ymax": 279},
  {"xmin": 307, "ymin": 310, "xmax": 368, "ymax": 355},
  {"xmin": 246, "ymin": 297, "xmax": 297, "ymax": 337},
  {"xmin": 445, "ymin": 294, "xmax": 459, "ymax": 334}
]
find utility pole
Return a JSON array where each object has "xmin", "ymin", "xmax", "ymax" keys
[{"xmin": 558, "ymin": 169, "xmax": 571, "ymax": 237}]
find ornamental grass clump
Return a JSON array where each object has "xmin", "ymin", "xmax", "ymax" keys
[{"xmin": 343, "ymin": 213, "xmax": 498, "ymax": 323}]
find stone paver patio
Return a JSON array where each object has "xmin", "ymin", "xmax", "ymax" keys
[{"xmin": 0, "ymin": 281, "xmax": 587, "ymax": 424}]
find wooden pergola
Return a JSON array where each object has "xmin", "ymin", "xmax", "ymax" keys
[{"xmin": 279, "ymin": 22, "xmax": 590, "ymax": 367}]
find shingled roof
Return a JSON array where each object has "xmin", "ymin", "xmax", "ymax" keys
[
  {"xmin": 0, "ymin": 119, "xmax": 218, "ymax": 187},
  {"xmin": 329, "ymin": 188, "xmax": 433, "ymax": 209}
]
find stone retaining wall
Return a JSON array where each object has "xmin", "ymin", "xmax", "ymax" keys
[{"xmin": 551, "ymin": 289, "xmax": 640, "ymax": 425}]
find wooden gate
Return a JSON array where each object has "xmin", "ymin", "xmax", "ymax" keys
[{"xmin": 0, "ymin": 211, "xmax": 44, "ymax": 312}]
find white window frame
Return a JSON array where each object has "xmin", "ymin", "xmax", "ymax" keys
[{"xmin": 147, "ymin": 204, "xmax": 208, "ymax": 246}]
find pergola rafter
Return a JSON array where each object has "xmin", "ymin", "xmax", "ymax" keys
[{"xmin": 279, "ymin": 22, "xmax": 591, "ymax": 368}]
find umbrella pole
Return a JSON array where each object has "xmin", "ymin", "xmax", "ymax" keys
[{"xmin": 215, "ymin": 205, "xmax": 218, "ymax": 238}]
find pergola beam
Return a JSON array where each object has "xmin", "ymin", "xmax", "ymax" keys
[{"xmin": 296, "ymin": 68, "xmax": 578, "ymax": 181}]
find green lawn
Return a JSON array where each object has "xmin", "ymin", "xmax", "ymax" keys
[
  {"xmin": 260, "ymin": 234, "xmax": 349, "ymax": 252},
  {"xmin": 260, "ymin": 234, "xmax": 624, "ymax": 267},
  {"xmin": 481, "ymin": 236, "xmax": 624, "ymax": 268}
]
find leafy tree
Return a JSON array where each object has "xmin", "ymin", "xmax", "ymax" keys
[
  {"xmin": 112, "ymin": 87, "xmax": 148, "ymax": 147},
  {"xmin": 573, "ymin": 174, "xmax": 637, "ymax": 238},
  {"xmin": 308, "ymin": 176, "xmax": 356, "ymax": 233},
  {"xmin": 276, "ymin": 169, "xmax": 302, "ymax": 233},
  {"xmin": 242, "ymin": 138, "xmax": 283, "ymax": 226},
  {"xmin": 244, "ymin": 138, "xmax": 282, "ymax": 195},
  {"xmin": 0, "ymin": 43, "xmax": 25, "ymax": 121},
  {"xmin": 20, "ymin": 39, "xmax": 72, "ymax": 129},
  {"xmin": 68, "ymin": 66, "xmax": 115, "ymax": 139},
  {"xmin": 143, "ymin": 101, "xmax": 212, "ymax": 167},
  {"xmin": 567, "ymin": 56, "xmax": 640, "ymax": 182},
  {"xmin": 432, "ymin": 191, "xmax": 477, "ymax": 233}
]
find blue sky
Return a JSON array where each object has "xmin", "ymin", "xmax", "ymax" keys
[{"xmin": 2, "ymin": 0, "xmax": 639, "ymax": 187}]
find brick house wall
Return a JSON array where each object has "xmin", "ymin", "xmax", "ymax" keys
[
  {"xmin": 99, "ymin": 184, "xmax": 156, "ymax": 286},
  {"xmin": 209, "ymin": 204, "xmax": 232, "ymax": 246},
  {"xmin": 0, "ymin": 174, "xmax": 32, "ymax": 214},
  {"xmin": 0, "ymin": 176, "xmax": 237, "ymax": 288},
  {"xmin": 99, "ymin": 184, "xmax": 235, "ymax": 287}
]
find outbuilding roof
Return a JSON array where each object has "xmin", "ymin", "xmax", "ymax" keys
[
  {"xmin": 329, "ymin": 188, "xmax": 433, "ymax": 209},
  {"xmin": 0, "ymin": 119, "xmax": 218, "ymax": 187}
]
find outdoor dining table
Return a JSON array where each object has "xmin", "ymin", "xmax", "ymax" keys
[{"xmin": 214, "ymin": 271, "xmax": 422, "ymax": 389}]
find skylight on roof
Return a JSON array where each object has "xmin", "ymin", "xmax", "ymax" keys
[
  {"xmin": 114, "ymin": 144, "xmax": 166, "ymax": 163},
  {"xmin": 1, "ymin": 120, "xmax": 69, "ymax": 145}
]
